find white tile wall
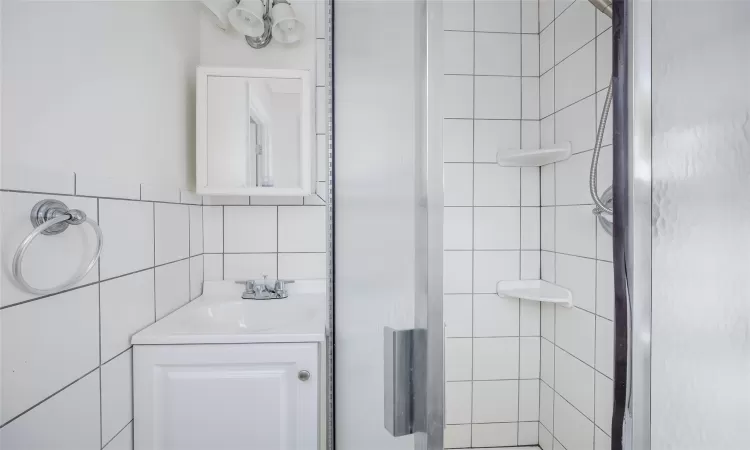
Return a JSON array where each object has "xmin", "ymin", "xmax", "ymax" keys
[
  {"xmin": 443, "ymin": 2, "xmax": 615, "ymax": 447},
  {"xmin": 155, "ymin": 259, "xmax": 190, "ymax": 320},
  {"xmin": 0, "ymin": 370, "xmax": 101, "ymax": 450},
  {"xmin": 0, "ymin": 179, "xmax": 204, "ymax": 449},
  {"xmin": 1, "ymin": 286, "xmax": 99, "ymax": 423},
  {"xmin": 539, "ymin": 2, "xmax": 614, "ymax": 447},
  {"xmin": 100, "ymin": 350, "xmax": 133, "ymax": 446},
  {"xmin": 443, "ymin": 2, "xmax": 542, "ymax": 446}
]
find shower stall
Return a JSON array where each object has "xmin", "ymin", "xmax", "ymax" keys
[{"xmin": 335, "ymin": 0, "xmax": 750, "ymax": 450}]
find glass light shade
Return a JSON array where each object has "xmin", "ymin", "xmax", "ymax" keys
[
  {"xmin": 271, "ymin": 2, "xmax": 305, "ymax": 44},
  {"xmin": 201, "ymin": 0, "xmax": 238, "ymax": 30},
  {"xmin": 229, "ymin": 0, "xmax": 267, "ymax": 38}
]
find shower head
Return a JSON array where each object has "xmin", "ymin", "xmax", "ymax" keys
[{"xmin": 588, "ymin": 0, "xmax": 613, "ymax": 18}]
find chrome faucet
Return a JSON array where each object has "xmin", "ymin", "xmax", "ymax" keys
[{"xmin": 236, "ymin": 276, "xmax": 295, "ymax": 300}]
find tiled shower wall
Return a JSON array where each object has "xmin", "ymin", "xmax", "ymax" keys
[
  {"xmin": 537, "ymin": 1, "xmax": 614, "ymax": 450},
  {"xmin": 0, "ymin": 177, "xmax": 205, "ymax": 450},
  {"xmin": 442, "ymin": 0, "xmax": 543, "ymax": 447}
]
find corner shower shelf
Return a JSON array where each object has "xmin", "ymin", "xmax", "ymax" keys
[
  {"xmin": 496, "ymin": 142, "xmax": 572, "ymax": 167},
  {"xmin": 496, "ymin": 280, "xmax": 573, "ymax": 308}
]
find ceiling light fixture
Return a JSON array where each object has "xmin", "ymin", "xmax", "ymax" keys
[{"xmin": 201, "ymin": 0, "xmax": 305, "ymax": 49}]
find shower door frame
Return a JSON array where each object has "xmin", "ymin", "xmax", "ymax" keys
[{"xmin": 615, "ymin": 0, "xmax": 652, "ymax": 449}]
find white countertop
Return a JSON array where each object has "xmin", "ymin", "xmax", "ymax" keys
[{"xmin": 132, "ymin": 281, "xmax": 327, "ymax": 345}]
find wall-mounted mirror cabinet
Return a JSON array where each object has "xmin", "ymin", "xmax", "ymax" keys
[{"xmin": 196, "ymin": 67, "xmax": 314, "ymax": 196}]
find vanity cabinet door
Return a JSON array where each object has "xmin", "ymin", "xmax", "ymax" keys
[{"xmin": 134, "ymin": 343, "xmax": 318, "ymax": 450}]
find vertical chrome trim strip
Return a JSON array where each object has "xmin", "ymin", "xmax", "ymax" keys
[
  {"xmin": 325, "ymin": 1, "xmax": 335, "ymax": 449},
  {"xmin": 627, "ymin": 0, "xmax": 652, "ymax": 448},
  {"xmin": 414, "ymin": 0, "xmax": 444, "ymax": 448}
]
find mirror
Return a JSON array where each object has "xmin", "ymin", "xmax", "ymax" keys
[{"xmin": 196, "ymin": 67, "xmax": 313, "ymax": 196}]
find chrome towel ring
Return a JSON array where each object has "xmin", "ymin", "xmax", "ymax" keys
[{"xmin": 12, "ymin": 199, "xmax": 104, "ymax": 295}]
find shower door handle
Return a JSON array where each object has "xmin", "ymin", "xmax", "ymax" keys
[{"xmin": 384, "ymin": 327, "xmax": 426, "ymax": 437}]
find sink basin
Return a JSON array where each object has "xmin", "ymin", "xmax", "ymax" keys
[{"xmin": 131, "ymin": 281, "xmax": 326, "ymax": 345}]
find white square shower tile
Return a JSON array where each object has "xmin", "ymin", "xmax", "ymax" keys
[
  {"xmin": 101, "ymin": 349, "xmax": 133, "ymax": 445},
  {"xmin": 475, "ymin": 120, "xmax": 521, "ymax": 163},
  {"xmin": 475, "ymin": 77, "xmax": 521, "ymax": 119},
  {"xmin": 556, "ymin": 305, "xmax": 596, "ymax": 365},
  {"xmin": 445, "ymin": 251, "xmax": 473, "ymax": 294},
  {"xmin": 278, "ymin": 206, "xmax": 326, "ymax": 252},
  {"xmin": 223, "ymin": 254, "xmax": 277, "ymax": 280},
  {"xmin": 278, "ymin": 253, "xmax": 326, "ymax": 280},
  {"xmin": 472, "ymin": 423, "xmax": 518, "ymax": 447},
  {"xmin": 445, "ymin": 164, "xmax": 474, "ymax": 206},
  {"xmin": 474, "ymin": 294, "xmax": 519, "ymax": 337},
  {"xmin": 99, "ymin": 199, "xmax": 154, "ymax": 280},
  {"xmin": 189, "ymin": 205, "xmax": 203, "ymax": 256},
  {"xmin": 473, "ymin": 337, "xmax": 519, "ymax": 380},
  {"xmin": 555, "ymin": 0, "xmax": 596, "ymax": 63},
  {"xmin": 556, "ymin": 253, "xmax": 596, "ymax": 313},
  {"xmin": 445, "ymin": 294, "xmax": 473, "ymax": 338},
  {"xmin": 555, "ymin": 42, "xmax": 596, "ymax": 111},
  {"xmin": 520, "ymin": 337, "xmax": 541, "ymax": 378},
  {"xmin": 0, "ymin": 371, "xmax": 100, "ymax": 450},
  {"xmin": 474, "ymin": 165, "xmax": 521, "ymax": 206},
  {"xmin": 475, "ymin": 0, "xmax": 521, "ymax": 32},
  {"xmin": 445, "ymin": 424, "xmax": 472, "ymax": 449},
  {"xmin": 474, "ymin": 207, "xmax": 521, "ymax": 250},
  {"xmin": 445, "ymin": 207, "xmax": 473, "ymax": 250},
  {"xmin": 473, "ymin": 251, "xmax": 520, "ymax": 293},
  {"xmin": 521, "ymin": 167, "xmax": 541, "ymax": 206},
  {"xmin": 476, "ymin": 33, "xmax": 521, "ymax": 76},
  {"xmin": 446, "ymin": 338, "xmax": 473, "ymax": 381},
  {"xmin": 554, "ymin": 395, "xmax": 594, "ymax": 450},
  {"xmin": 555, "ymin": 347, "xmax": 595, "ymax": 419},
  {"xmin": 1, "ymin": 286, "xmax": 99, "ymax": 424},
  {"xmin": 155, "ymin": 260, "xmax": 190, "ymax": 320},
  {"xmin": 473, "ymin": 380, "xmax": 519, "ymax": 423},
  {"xmin": 519, "ymin": 379, "xmax": 540, "ymax": 420},
  {"xmin": 596, "ymin": 317, "xmax": 614, "ymax": 378},
  {"xmin": 202, "ymin": 206, "xmax": 223, "ymax": 253},
  {"xmin": 596, "ymin": 261, "xmax": 614, "ymax": 320},
  {"xmin": 444, "ymin": 120, "xmax": 474, "ymax": 162},
  {"xmin": 154, "ymin": 203, "xmax": 189, "ymax": 265},
  {"xmin": 556, "ymin": 205, "xmax": 596, "ymax": 258},
  {"xmin": 444, "ymin": 31, "xmax": 474, "ymax": 74},
  {"xmin": 595, "ymin": 371, "xmax": 613, "ymax": 435},
  {"xmin": 446, "ymin": 382, "xmax": 472, "ymax": 424},
  {"xmin": 224, "ymin": 207, "xmax": 277, "ymax": 253},
  {"xmin": 444, "ymin": 1, "xmax": 474, "ymax": 31},
  {"xmin": 100, "ymin": 270, "xmax": 154, "ymax": 362},
  {"xmin": 444, "ymin": 75, "xmax": 474, "ymax": 119}
]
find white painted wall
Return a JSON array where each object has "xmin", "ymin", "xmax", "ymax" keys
[{"xmin": 2, "ymin": 0, "xmax": 202, "ymax": 189}]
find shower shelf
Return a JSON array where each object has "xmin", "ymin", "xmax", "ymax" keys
[
  {"xmin": 496, "ymin": 142, "xmax": 572, "ymax": 166},
  {"xmin": 496, "ymin": 280, "xmax": 573, "ymax": 308}
]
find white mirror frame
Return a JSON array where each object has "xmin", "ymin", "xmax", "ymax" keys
[{"xmin": 196, "ymin": 66, "xmax": 314, "ymax": 196}]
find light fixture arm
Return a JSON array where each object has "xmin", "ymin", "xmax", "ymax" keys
[{"xmin": 243, "ymin": 0, "xmax": 273, "ymax": 49}]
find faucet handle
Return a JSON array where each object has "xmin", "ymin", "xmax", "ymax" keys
[
  {"xmin": 274, "ymin": 279, "xmax": 295, "ymax": 290},
  {"xmin": 235, "ymin": 280, "xmax": 256, "ymax": 291}
]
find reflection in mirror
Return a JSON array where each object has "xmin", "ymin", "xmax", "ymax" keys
[{"xmin": 206, "ymin": 76, "xmax": 302, "ymax": 190}]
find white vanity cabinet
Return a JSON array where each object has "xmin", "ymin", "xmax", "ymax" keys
[{"xmin": 133, "ymin": 343, "xmax": 319, "ymax": 450}]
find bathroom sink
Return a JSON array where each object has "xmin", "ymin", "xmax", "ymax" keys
[{"xmin": 131, "ymin": 280, "xmax": 326, "ymax": 345}]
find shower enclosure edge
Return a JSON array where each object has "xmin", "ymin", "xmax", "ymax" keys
[{"xmin": 613, "ymin": 0, "xmax": 652, "ymax": 449}]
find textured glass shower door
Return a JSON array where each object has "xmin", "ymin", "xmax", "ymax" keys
[{"xmin": 333, "ymin": 1, "xmax": 444, "ymax": 450}]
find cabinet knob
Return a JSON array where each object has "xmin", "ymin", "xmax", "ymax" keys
[{"xmin": 298, "ymin": 370, "xmax": 311, "ymax": 382}]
